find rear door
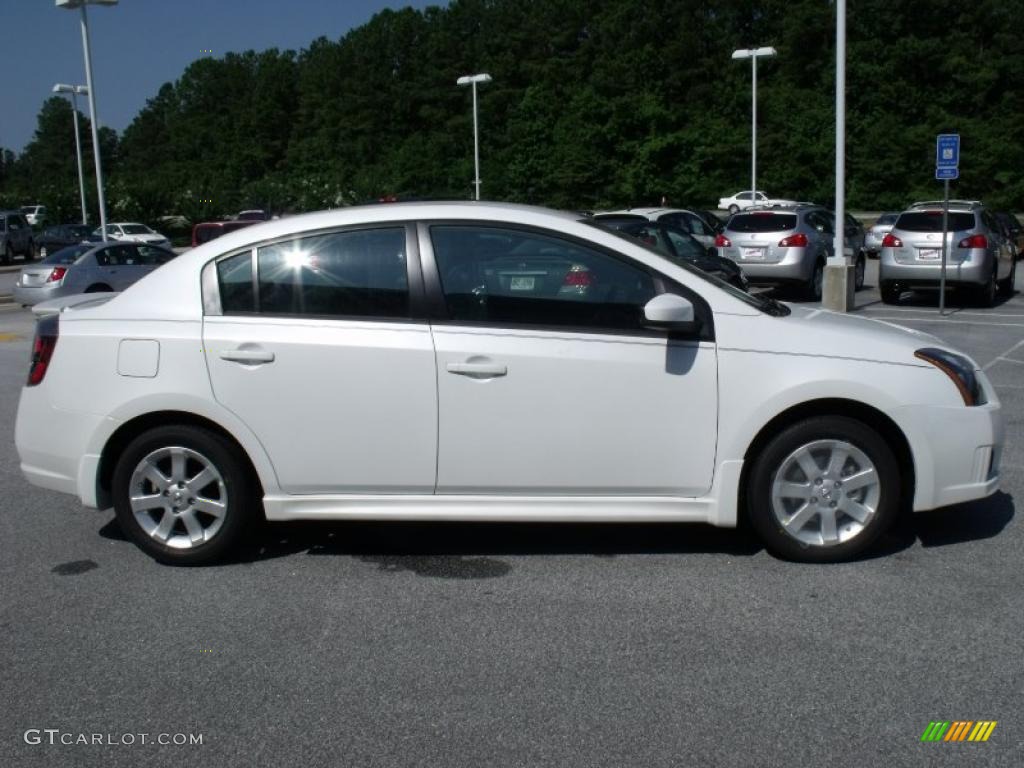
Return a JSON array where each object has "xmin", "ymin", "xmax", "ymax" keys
[
  {"xmin": 423, "ymin": 222, "xmax": 718, "ymax": 497},
  {"xmin": 202, "ymin": 224, "xmax": 438, "ymax": 494}
]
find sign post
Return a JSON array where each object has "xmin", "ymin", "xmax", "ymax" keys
[{"xmin": 935, "ymin": 134, "xmax": 960, "ymax": 315}]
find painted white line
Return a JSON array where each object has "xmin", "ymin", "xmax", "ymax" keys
[
  {"xmin": 868, "ymin": 316, "xmax": 1024, "ymax": 329},
  {"xmin": 983, "ymin": 339, "xmax": 1024, "ymax": 371},
  {"xmin": 859, "ymin": 307, "xmax": 1024, "ymax": 318}
]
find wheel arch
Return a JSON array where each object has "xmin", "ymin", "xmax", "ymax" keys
[
  {"xmin": 738, "ymin": 398, "xmax": 915, "ymax": 522},
  {"xmin": 97, "ymin": 410, "xmax": 265, "ymax": 506}
]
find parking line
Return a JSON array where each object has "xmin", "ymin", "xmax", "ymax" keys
[
  {"xmin": 868, "ymin": 316, "xmax": 1024, "ymax": 329},
  {"xmin": 859, "ymin": 307, "xmax": 1024, "ymax": 319},
  {"xmin": 983, "ymin": 339, "xmax": 1024, "ymax": 371}
]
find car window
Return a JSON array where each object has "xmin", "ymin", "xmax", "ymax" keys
[
  {"xmin": 664, "ymin": 228, "xmax": 706, "ymax": 260},
  {"xmin": 43, "ymin": 244, "xmax": 92, "ymax": 265},
  {"xmin": 729, "ymin": 213, "xmax": 798, "ymax": 232},
  {"xmin": 430, "ymin": 225, "xmax": 656, "ymax": 332},
  {"xmin": 754, "ymin": 193, "xmax": 768, "ymax": 201},
  {"xmin": 122, "ymin": 224, "xmax": 153, "ymax": 235},
  {"xmin": 217, "ymin": 250, "xmax": 255, "ymax": 313},
  {"xmin": 136, "ymin": 245, "xmax": 174, "ymax": 265},
  {"xmin": 684, "ymin": 213, "xmax": 710, "ymax": 237},
  {"xmin": 256, "ymin": 227, "xmax": 409, "ymax": 318},
  {"xmin": 737, "ymin": 192, "xmax": 752, "ymax": 201},
  {"xmin": 895, "ymin": 211, "xmax": 976, "ymax": 232},
  {"xmin": 95, "ymin": 245, "xmax": 135, "ymax": 266}
]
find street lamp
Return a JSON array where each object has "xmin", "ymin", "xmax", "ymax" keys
[
  {"xmin": 456, "ymin": 73, "xmax": 492, "ymax": 201},
  {"xmin": 52, "ymin": 84, "xmax": 90, "ymax": 225},
  {"xmin": 731, "ymin": 47, "xmax": 777, "ymax": 201},
  {"xmin": 56, "ymin": 0, "xmax": 118, "ymax": 235}
]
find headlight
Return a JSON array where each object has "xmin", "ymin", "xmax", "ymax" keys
[{"xmin": 915, "ymin": 347, "xmax": 986, "ymax": 406}]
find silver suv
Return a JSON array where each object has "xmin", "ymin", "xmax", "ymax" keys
[
  {"xmin": 1, "ymin": 210, "xmax": 35, "ymax": 264},
  {"xmin": 717, "ymin": 205, "xmax": 840, "ymax": 299},
  {"xmin": 879, "ymin": 201, "xmax": 1016, "ymax": 306}
]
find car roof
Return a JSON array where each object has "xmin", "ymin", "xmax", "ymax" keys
[
  {"xmin": 909, "ymin": 200, "xmax": 982, "ymax": 209},
  {"xmin": 740, "ymin": 203, "xmax": 819, "ymax": 213}
]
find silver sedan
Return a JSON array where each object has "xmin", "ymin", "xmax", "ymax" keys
[{"xmin": 13, "ymin": 241, "xmax": 177, "ymax": 306}]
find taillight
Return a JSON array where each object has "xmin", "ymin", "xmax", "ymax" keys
[
  {"xmin": 562, "ymin": 266, "xmax": 593, "ymax": 288},
  {"xmin": 47, "ymin": 267, "xmax": 67, "ymax": 283},
  {"xmin": 778, "ymin": 233, "xmax": 808, "ymax": 247},
  {"xmin": 958, "ymin": 234, "xmax": 987, "ymax": 248},
  {"xmin": 882, "ymin": 233, "xmax": 903, "ymax": 248},
  {"xmin": 27, "ymin": 314, "xmax": 59, "ymax": 387},
  {"xmin": 715, "ymin": 233, "xmax": 732, "ymax": 247}
]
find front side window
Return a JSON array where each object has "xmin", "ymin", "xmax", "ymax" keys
[
  {"xmin": 256, "ymin": 228, "xmax": 408, "ymax": 318},
  {"xmin": 431, "ymin": 225, "xmax": 656, "ymax": 332}
]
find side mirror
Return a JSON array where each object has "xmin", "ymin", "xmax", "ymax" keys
[{"xmin": 643, "ymin": 294, "xmax": 701, "ymax": 334}]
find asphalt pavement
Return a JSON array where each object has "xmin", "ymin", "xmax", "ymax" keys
[{"xmin": 0, "ymin": 260, "xmax": 1021, "ymax": 767}]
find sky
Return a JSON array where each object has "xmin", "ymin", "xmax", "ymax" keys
[{"xmin": 1, "ymin": 0, "xmax": 438, "ymax": 154}]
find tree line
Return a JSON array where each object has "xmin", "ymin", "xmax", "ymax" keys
[{"xmin": 2, "ymin": 0, "xmax": 1022, "ymax": 227}]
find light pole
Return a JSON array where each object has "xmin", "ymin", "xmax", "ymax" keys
[
  {"xmin": 56, "ymin": 0, "xmax": 118, "ymax": 235},
  {"xmin": 457, "ymin": 73, "xmax": 492, "ymax": 201},
  {"xmin": 52, "ymin": 84, "xmax": 89, "ymax": 225},
  {"xmin": 731, "ymin": 47, "xmax": 777, "ymax": 200},
  {"xmin": 822, "ymin": 0, "xmax": 853, "ymax": 311}
]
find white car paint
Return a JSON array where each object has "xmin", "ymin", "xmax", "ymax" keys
[
  {"xmin": 718, "ymin": 191, "xmax": 797, "ymax": 212},
  {"xmin": 95, "ymin": 222, "xmax": 171, "ymax": 248},
  {"xmin": 15, "ymin": 202, "xmax": 1003, "ymax": 552}
]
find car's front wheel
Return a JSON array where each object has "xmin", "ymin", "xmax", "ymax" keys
[
  {"xmin": 112, "ymin": 425, "xmax": 256, "ymax": 565},
  {"xmin": 855, "ymin": 253, "xmax": 866, "ymax": 291},
  {"xmin": 728, "ymin": 204, "xmax": 739, "ymax": 215},
  {"xmin": 880, "ymin": 281, "xmax": 902, "ymax": 305},
  {"xmin": 746, "ymin": 416, "xmax": 900, "ymax": 562}
]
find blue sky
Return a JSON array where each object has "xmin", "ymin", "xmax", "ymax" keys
[{"xmin": 2, "ymin": 0, "xmax": 438, "ymax": 153}]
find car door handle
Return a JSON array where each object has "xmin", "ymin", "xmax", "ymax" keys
[
  {"xmin": 446, "ymin": 361, "xmax": 507, "ymax": 378},
  {"xmin": 219, "ymin": 348, "xmax": 275, "ymax": 364}
]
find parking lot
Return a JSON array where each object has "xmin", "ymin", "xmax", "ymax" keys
[{"xmin": 0, "ymin": 259, "xmax": 1020, "ymax": 767}]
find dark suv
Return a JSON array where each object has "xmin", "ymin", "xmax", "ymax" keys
[
  {"xmin": 1, "ymin": 210, "xmax": 35, "ymax": 264},
  {"xmin": 879, "ymin": 202, "xmax": 1016, "ymax": 306}
]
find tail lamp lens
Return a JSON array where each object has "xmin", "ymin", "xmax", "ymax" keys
[
  {"xmin": 778, "ymin": 233, "xmax": 808, "ymax": 247},
  {"xmin": 881, "ymin": 233, "xmax": 903, "ymax": 248},
  {"xmin": 47, "ymin": 267, "xmax": 67, "ymax": 283},
  {"xmin": 27, "ymin": 314, "xmax": 59, "ymax": 387},
  {"xmin": 714, "ymin": 233, "xmax": 732, "ymax": 248}
]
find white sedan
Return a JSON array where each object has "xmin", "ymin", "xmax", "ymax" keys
[
  {"xmin": 94, "ymin": 222, "xmax": 171, "ymax": 248},
  {"xmin": 16, "ymin": 202, "xmax": 1003, "ymax": 564},
  {"xmin": 717, "ymin": 191, "xmax": 797, "ymax": 214}
]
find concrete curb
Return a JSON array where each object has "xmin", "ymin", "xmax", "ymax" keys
[{"xmin": 0, "ymin": 295, "xmax": 14, "ymax": 305}]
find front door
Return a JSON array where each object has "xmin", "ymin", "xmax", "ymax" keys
[
  {"xmin": 203, "ymin": 225, "xmax": 437, "ymax": 494},
  {"xmin": 424, "ymin": 223, "xmax": 718, "ymax": 497}
]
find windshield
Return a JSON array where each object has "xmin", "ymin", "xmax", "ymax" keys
[
  {"xmin": 44, "ymin": 244, "xmax": 92, "ymax": 265},
  {"xmin": 728, "ymin": 213, "xmax": 797, "ymax": 232},
  {"xmin": 585, "ymin": 220, "xmax": 789, "ymax": 316},
  {"xmin": 121, "ymin": 224, "xmax": 153, "ymax": 235}
]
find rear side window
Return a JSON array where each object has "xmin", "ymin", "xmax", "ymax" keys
[
  {"xmin": 44, "ymin": 244, "xmax": 91, "ymax": 265},
  {"xmin": 728, "ymin": 213, "xmax": 797, "ymax": 232},
  {"xmin": 257, "ymin": 228, "xmax": 408, "ymax": 318},
  {"xmin": 896, "ymin": 212, "xmax": 976, "ymax": 232},
  {"xmin": 217, "ymin": 251, "xmax": 255, "ymax": 313}
]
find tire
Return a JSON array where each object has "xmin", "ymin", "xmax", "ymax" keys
[
  {"xmin": 1, "ymin": 245, "xmax": 10, "ymax": 265},
  {"xmin": 854, "ymin": 253, "xmax": 866, "ymax": 291},
  {"xmin": 998, "ymin": 258, "xmax": 1016, "ymax": 298},
  {"xmin": 880, "ymin": 281, "xmax": 902, "ymax": 305},
  {"xmin": 25, "ymin": 240, "xmax": 35, "ymax": 261},
  {"xmin": 806, "ymin": 259, "xmax": 824, "ymax": 301},
  {"xmin": 728, "ymin": 204, "xmax": 739, "ymax": 215},
  {"xmin": 746, "ymin": 416, "xmax": 900, "ymax": 563},
  {"xmin": 84, "ymin": 283, "xmax": 113, "ymax": 293},
  {"xmin": 112, "ymin": 425, "xmax": 256, "ymax": 565},
  {"xmin": 976, "ymin": 266, "xmax": 997, "ymax": 308}
]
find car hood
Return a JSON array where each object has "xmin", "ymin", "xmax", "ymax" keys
[{"xmin": 719, "ymin": 304, "xmax": 974, "ymax": 368}]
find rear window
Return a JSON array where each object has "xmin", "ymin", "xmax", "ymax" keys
[
  {"xmin": 875, "ymin": 213, "xmax": 898, "ymax": 226},
  {"xmin": 121, "ymin": 224, "xmax": 151, "ymax": 234},
  {"xmin": 895, "ymin": 211, "xmax": 976, "ymax": 232},
  {"xmin": 44, "ymin": 244, "xmax": 92, "ymax": 265},
  {"xmin": 728, "ymin": 213, "xmax": 797, "ymax": 232}
]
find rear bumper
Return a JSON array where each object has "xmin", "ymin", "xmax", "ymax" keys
[
  {"xmin": 880, "ymin": 249, "xmax": 990, "ymax": 286},
  {"xmin": 721, "ymin": 246, "xmax": 815, "ymax": 285},
  {"xmin": 12, "ymin": 283, "xmax": 64, "ymax": 306}
]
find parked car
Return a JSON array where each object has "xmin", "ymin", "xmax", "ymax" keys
[
  {"xmin": 15, "ymin": 202, "xmax": 1003, "ymax": 566},
  {"xmin": 717, "ymin": 191, "xmax": 796, "ymax": 214},
  {"xmin": 592, "ymin": 213, "xmax": 749, "ymax": 291},
  {"xmin": 695, "ymin": 209, "xmax": 725, "ymax": 235},
  {"xmin": 12, "ymin": 241, "xmax": 176, "ymax": 306},
  {"xmin": 879, "ymin": 202, "xmax": 1016, "ymax": 306},
  {"xmin": 994, "ymin": 212, "xmax": 1024, "ymax": 259},
  {"xmin": 864, "ymin": 213, "xmax": 899, "ymax": 257},
  {"xmin": 716, "ymin": 205, "xmax": 841, "ymax": 299},
  {"xmin": 828, "ymin": 211, "xmax": 867, "ymax": 289},
  {"xmin": 599, "ymin": 208, "xmax": 719, "ymax": 248},
  {"xmin": 236, "ymin": 209, "xmax": 271, "ymax": 222},
  {"xmin": 1, "ymin": 210, "xmax": 35, "ymax": 263},
  {"xmin": 21, "ymin": 205, "xmax": 47, "ymax": 227},
  {"xmin": 192, "ymin": 220, "xmax": 257, "ymax": 248},
  {"xmin": 94, "ymin": 222, "xmax": 172, "ymax": 248},
  {"xmin": 34, "ymin": 224, "xmax": 97, "ymax": 260}
]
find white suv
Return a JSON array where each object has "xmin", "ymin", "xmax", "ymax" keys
[{"xmin": 15, "ymin": 203, "xmax": 1003, "ymax": 565}]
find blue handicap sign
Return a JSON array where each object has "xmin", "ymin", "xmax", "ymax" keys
[
  {"xmin": 935, "ymin": 166, "xmax": 959, "ymax": 180},
  {"xmin": 936, "ymin": 134, "xmax": 960, "ymax": 168}
]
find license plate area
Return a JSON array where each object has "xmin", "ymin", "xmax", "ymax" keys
[
  {"xmin": 508, "ymin": 276, "xmax": 536, "ymax": 291},
  {"xmin": 918, "ymin": 248, "xmax": 941, "ymax": 260},
  {"xmin": 740, "ymin": 247, "xmax": 765, "ymax": 261}
]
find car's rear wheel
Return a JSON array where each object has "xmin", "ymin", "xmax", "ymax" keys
[
  {"xmin": 976, "ymin": 266, "xmax": 997, "ymax": 307},
  {"xmin": 728, "ymin": 204, "xmax": 739, "ymax": 215},
  {"xmin": 112, "ymin": 425, "xmax": 256, "ymax": 565},
  {"xmin": 880, "ymin": 281, "xmax": 902, "ymax": 305},
  {"xmin": 998, "ymin": 258, "xmax": 1016, "ymax": 298},
  {"xmin": 806, "ymin": 260, "xmax": 824, "ymax": 301},
  {"xmin": 746, "ymin": 416, "xmax": 900, "ymax": 562},
  {"xmin": 25, "ymin": 240, "xmax": 35, "ymax": 261},
  {"xmin": 1, "ymin": 245, "xmax": 11, "ymax": 265},
  {"xmin": 855, "ymin": 253, "xmax": 866, "ymax": 291}
]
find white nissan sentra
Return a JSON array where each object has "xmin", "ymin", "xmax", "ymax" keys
[{"xmin": 15, "ymin": 202, "xmax": 1004, "ymax": 565}]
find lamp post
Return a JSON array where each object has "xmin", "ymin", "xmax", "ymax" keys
[
  {"xmin": 456, "ymin": 73, "xmax": 492, "ymax": 201},
  {"xmin": 52, "ymin": 84, "xmax": 89, "ymax": 225},
  {"xmin": 56, "ymin": 0, "xmax": 118, "ymax": 235},
  {"xmin": 731, "ymin": 47, "xmax": 777, "ymax": 201}
]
